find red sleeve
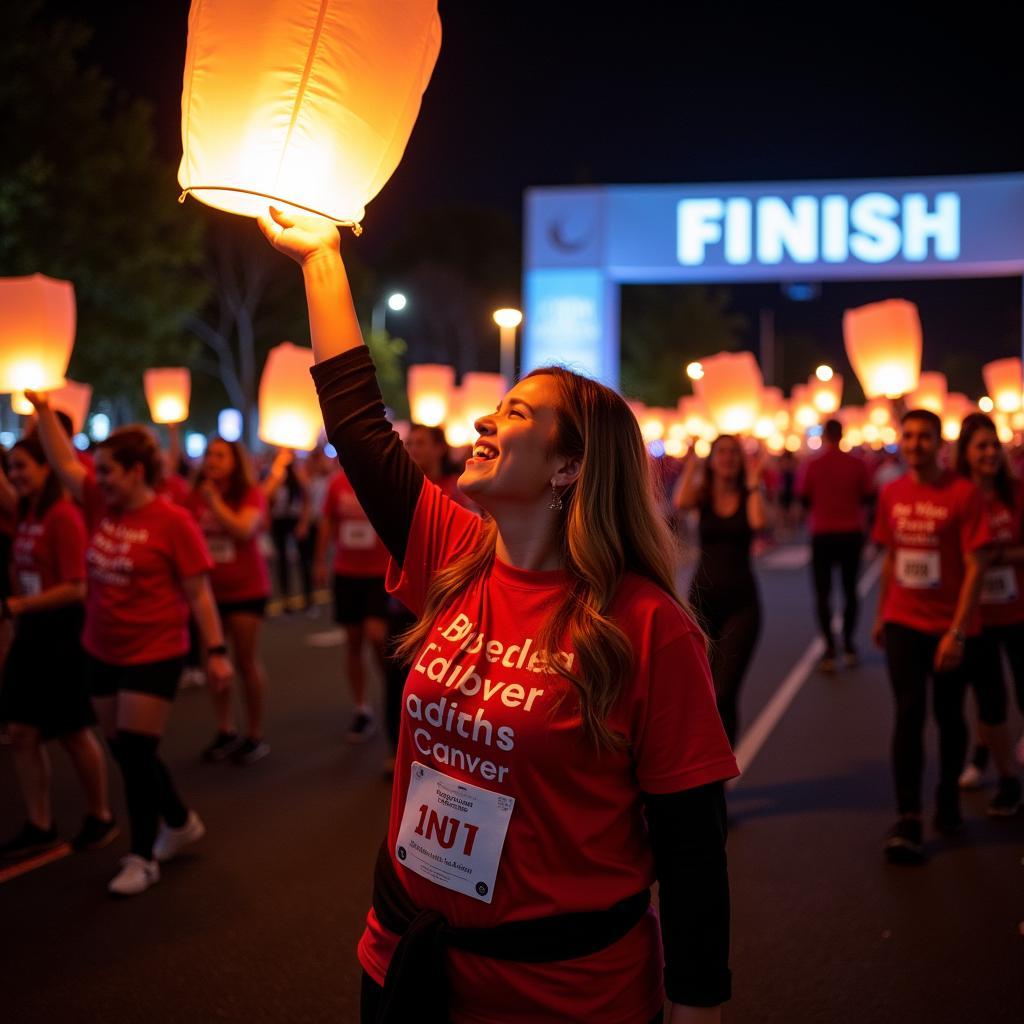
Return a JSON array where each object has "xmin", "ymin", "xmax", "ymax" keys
[
  {"xmin": 960, "ymin": 484, "xmax": 992, "ymax": 553},
  {"xmin": 384, "ymin": 478, "xmax": 485, "ymax": 615},
  {"xmin": 47, "ymin": 503, "xmax": 87, "ymax": 584},
  {"xmin": 871, "ymin": 485, "xmax": 893, "ymax": 547},
  {"xmin": 168, "ymin": 506, "xmax": 215, "ymax": 581},
  {"xmin": 629, "ymin": 618, "xmax": 739, "ymax": 794}
]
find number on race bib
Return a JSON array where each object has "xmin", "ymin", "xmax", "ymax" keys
[
  {"xmin": 980, "ymin": 566, "xmax": 1019, "ymax": 605},
  {"xmin": 895, "ymin": 548, "xmax": 941, "ymax": 590},
  {"xmin": 340, "ymin": 520, "xmax": 376, "ymax": 551}
]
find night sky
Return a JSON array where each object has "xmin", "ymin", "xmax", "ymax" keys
[{"xmin": 46, "ymin": 1, "xmax": 1024, "ymax": 392}]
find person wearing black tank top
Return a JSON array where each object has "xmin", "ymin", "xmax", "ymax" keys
[{"xmin": 674, "ymin": 436, "xmax": 765, "ymax": 745}]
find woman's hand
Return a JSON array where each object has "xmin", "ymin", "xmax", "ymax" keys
[
  {"xmin": 256, "ymin": 206, "xmax": 340, "ymax": 267},
  {"xmin": 23, "ymin": 389, "xmax": 50, "ymax": 412},
  {"xmin": 206, "ymin": 654, "xmax": 235, "ymax": 693}
]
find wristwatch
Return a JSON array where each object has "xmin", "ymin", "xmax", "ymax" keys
[{"xmin": 207, "ymin": 644, "xmax": 228, "ymax": 656}]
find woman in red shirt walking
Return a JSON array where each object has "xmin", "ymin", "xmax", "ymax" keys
[
  {"xmin": 260, "ymin": 208, "xmax": 736, "ymax": 1024},
  {"xmin": 0, "ymin": 437, "xmax": 117, "ymax": 859},
  {"xmin": 185, "ymin": 437, "xmax": 271, "ymax": 764},
  {"xmin": 28, "ymin": 396, "xmax": 233, "ymax": 896}
]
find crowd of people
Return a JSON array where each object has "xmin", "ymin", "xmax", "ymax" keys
[{"xmin": 0, "ymin": 220, "xmax": 1022, "ymax": 1017}]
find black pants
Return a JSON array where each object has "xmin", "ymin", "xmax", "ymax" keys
[
  {"xmin": 296, "ymin": 522, "xmax": 318, "ymax": 603},
  {"xmin": 810, "ymin": 532, "xmax": 863, "ymax": 653},
  {"xmin": 359, "ymin": 972, "xmax": 664, "ymax": 1024},
  {"xmin": 270, "ymin": 516, "xmax": 299, "ymax": 599},
  {"xmin": 690, "ymin": 591, "xmax": 761, "ymax": 747},
  {"xmin": 883, "ymin": 623, "xmax": 971, "ymax": 815}
]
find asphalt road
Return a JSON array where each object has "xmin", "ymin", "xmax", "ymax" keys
[{"xmin": 2, "ymin": 546, "xmax": 1021, "ymax": 1023}]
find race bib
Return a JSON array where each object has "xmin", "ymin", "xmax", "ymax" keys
[
  {"xmin": 340, "ymin": 519, "xmax": 375, "ymax": 551},
  {"xmin": 895, "ymin": 548, "xmax": 941, "ymax": 589},
  {"xmin": 18, "ymin": 571, "xmax": 42, "ymax": 597},
  {"xmin": 980, "ymin": 566, "xmax": 1019, "ymax": 605},
  {"xmin": 206, "ymin": 535, "xmax": 237, "ymax": 564},
  {"xmin": 395, "ymin": 762, "xmax": 515, "ymax": 904}
]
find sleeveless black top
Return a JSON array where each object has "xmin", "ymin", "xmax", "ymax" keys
[{"xmin": 690, "ymin": 491, "xmax": 758, "ymax": 605}]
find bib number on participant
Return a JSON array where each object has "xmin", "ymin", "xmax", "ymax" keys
[
  {"xmin": 895, "ymin": 548, "xmax": 941, "ymax": 589},
  {"xmin": 340, "ymin": 520, "xmax": 375, "ymax": 551},
  {"xmin": 206, "ymin": 536, "xmax": 237, "ymax": 564},
  {"xmin": 395, "ymin": 761, "xmax": 514, "ymax": 904},
  {"xmin": 980, "ymin": 566, "xmax": 1019, "ymax": 605},
  {"xmin": 18, "ymin": 571, "xmax": 42, "ymax": 597}
]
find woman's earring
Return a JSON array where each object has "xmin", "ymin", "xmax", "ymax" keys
[{"xmin": 548, "ymin": 480, "xmax": 563, "ymax": 511}]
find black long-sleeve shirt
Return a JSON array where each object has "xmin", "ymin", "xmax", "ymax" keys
[{"xmin": 311, "ymin": 346, "xmax": 731, "ymax": 1007}]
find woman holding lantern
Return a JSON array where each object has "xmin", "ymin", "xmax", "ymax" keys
[
  {"xmin": 25, "ymin": 394, "xmax": 234, "ymax": 896},
  {"xmin": 259, "ymin": 207, "xmax": 735, "ymax": 1024},
  {"xmin": 674, "ymin": 435, "xmax": 766, "ymax": 746}
]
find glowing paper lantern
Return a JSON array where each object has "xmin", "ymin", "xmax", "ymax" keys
[
  {"xmin": 49, "ymin": 380, "xmax": 93, "ymax": 434},
  {"xmin": 809, "ymin": 372, "xmax": 843, "ymax": 415},
  {"xmin": 843, "ymin": 299, "xmax": 922, "ymax": 399},
  {"xmin": 460, "ymin": 373, "xmax": 507, "ymax": 433},
  {"xmin": 178, "ymin": 0, "xmax": 442, "ymax": 228},
  {"xmin": 906, "ymin": 371, "xmax": 947, "ymax": 415},
  {"xmin": 144, "ymin": 368, "xmax": 192, "ymax": 425},
  {"xmin": 982, "ymin": 358, "xmax": 1022, "ymax": 414},
  {"xmin": 866, "ymin": 397, "xmax": 893, "ymax": 427},
  {"xmin": 258, "ymin": 343, "xmax": 320, "ymax": 450},
  {"xmin": 790, "ymin": 384, "xmax": 819, "ymax": 430},
  {"xmin": 677, "ymin": 396, "xmax": 717, "ymax": 441},
  {"xmin": 0, "ymin": 274, "xmax": 75, "ymax": 395},
  {"xmin": 941, "ymin": 393, "xmax": 975, "ymax": 442},
  {"xmin": 407, "ymin": 364, "xmax": 455, "ymax": 428},
  {"xmin": 694, "ymin": 351, "xmax": 763, "ymax": 434},
  {"xmin": 754, "ymin": 387, "xmax": 785, "ymax": 439},
  {"xmin": 443, "ymin": 389, "xmax": 473, "ymax": 449}
]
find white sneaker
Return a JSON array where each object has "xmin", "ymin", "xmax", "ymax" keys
[
  {"xmin": 179, "ymin": 668, "xmax": 206, "ymax": 690},
  {"xmin": 152, "ymin": 810, "xmax": 206, "ymax": 863},
  {"xmin": 108, "ymin": 854, "xmax": 159, "ymax": 896},
  {"xmin": 958, "ymin": 763, "xmax": 985, "ymax": 790}
]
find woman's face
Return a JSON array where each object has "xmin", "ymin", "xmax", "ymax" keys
[
  {"xmin": 459, "ymin": 375, "xmax": 568, "ymax": 507},
  {"xmin": 405, "ymin": 428, "xmax": 445, "ymax": 477},
  {"xmin": 7, "ymin": 449, "xmax": 49, "ymax": 498},
  {"xmin": 965, "ymin": 427, "xmax": 1002, "ymax": 479},
  {"xmin": 94, "ymin": 448, "xmax": 145, "ymax": 509},
  {"xmin": 203, "ymin": 439, "xmax": 234, "ymax": 483},
  {"xmin": 709, "ymin": 437, "xmax": 742, "ymax": 481}
]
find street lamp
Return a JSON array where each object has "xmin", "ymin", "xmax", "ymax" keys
[
  {"xmin": 493, "ymin": 308, "xmax": 523, "ymax": 383},
  {"xmin": 686, "ymin": 361, "xmax": 704, "ymax": 381},
  {"xmin": 372, "ymin": 291, "xmax": 408, "ymax": 334},
  {"xmin": 815, "ymin": 364, "xmax": 833, "ymax": 382}
]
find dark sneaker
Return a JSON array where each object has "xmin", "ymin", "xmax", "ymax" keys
[
  {"xmin": 0, "ymin": 822, "xmax": 62, "ymax": 862},
  {"xmin": 842, "ymin": 648, "xmax": 860, "ymax": 669},
  {"xmin": 987, "ymin": 776, "xmax": 1022, "ymax": 818},
  {"xmin": 933, "ymin": 803, "xmax": 966, "ymax": 836},
  {"xmin": 71, "ymin": 815, "xmax": 120, "ymax": 852},
  {"xmin": 231, "ymin": 738, "xmax": 270, "ymax": 765},
  {"xmin": 202, "ymin": 732, "xmax": 241, "ymax": 763},
  {"xmin": 818, "ymin": 651, "xmax": 837, "ymax": 674},
  {"xmin": 884, "ymin": 818, "xmax": 924, "ymax": 864},
  {"xmin": 346, "ymin": 709, "xmax": 376, "ymax": 744}
]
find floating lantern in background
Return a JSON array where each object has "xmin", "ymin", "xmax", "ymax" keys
[
  {"xmin": 843, "ymin": 299, "xmax": 922, "ymax": 399},
  {"xmin": 754, "ymin": 387, "xmax": 785, "ymax": 439},
  {"xmin": 407, "ymin": 364, "xmax": 455, "ymax": 428},
  {"xmin": 459, "ymin": 372, "xmax": 506, "ymax": 433},
  {"xmin": 0, "ymin": 274, "xmax": 76, "ymax": 397},
  {"xmin": 178, "ymin": 0, "xmax": 441, "ymax": 228},
  {"xmin": 677, "ymin": 396, "xmax": 717, "ymax": 441},
  {"xmin": 809, "ymin": 371, "xmax": 843, "ymax": 415},
  {"xmin": 49, "ymin": 380, "xmax": 93, "ymax": 434},
  {"xmin": 906, "ymin": 371, "xmax": 947, "ymax": 415},
  {"xmin": 694, "ymin": 351, "xmax": 763, "ymax": 434},
  {"xmin": 790, "ymin": 384, "xmax": 819, "ymax": 431},
  {"xmin": 865, "ymin": 397, "xmax": 894, "ymax": 427},
  {"xmin": 258, "ymin": 343, "xmax": 320, "ymax": 450},
  {"xmin": 839, "ymin": 406, "xmax": 867, "ymax": 449},
  {"xmin": 941, "ymin": 392, "xmax": 975, "ymax": 442},
  {"xmin": 982, "ymin": 357, "xmax": 1022, "ymax": 414},
  {"xmin": 144, "ymin": 368, "xmax": 192, "ymax": 424}
]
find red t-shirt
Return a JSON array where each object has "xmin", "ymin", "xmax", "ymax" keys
[
  {"xmin": 872, "ymin": 471, "xmax": 991, "ymax": 635},
  {"xmin": 184, "ymin": 486, "xmax": 270, "ymax": 603},
  {"xmin": 12, "ymin": 498, "xmax": 87, "ymax": 595},
  {"xmin": 81, "ymin": 477, "xmax": 213, "ymax": 665},
  {"xmin": 798, "ymin": 447, "xmax": 872, "ymax": 535},
  {"xmin": 157, "ymin": 473, "xmax": 191, "ymax": 507},
  {"xmin": 323, "ymin": 471, "xmax": 389, "ymax": 577},
  {"xmin": 978, "ymin": 483, "xmax": 1024, "ymax": 628},
  {"xmin": 358, "ymin": 480, "xmax": 738, "ymax": 1024}
]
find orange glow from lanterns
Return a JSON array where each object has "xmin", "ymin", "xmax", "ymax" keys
[
  {"xmin": 407, "ymin": 364, "xmax": 455, "ymax": 428},
  {"xmin": 982, "ymin": 358, "xmax": 1022, "ymax": 414},
  {"xmin": 941, "ymin": 393, "xmax": 975, "ymax": 442},
  {"xmin": 694, "ymin": 351, "xmax": 763, "ymax": 434},
  {"xmin": 0, "ymin": 275, "xmax": 76, "ymax": 397},
  {"xmin": 144, "ymin": 368, "xmax": 192, "ymax": 425},
  {"xmin": 906, "ymin": 371, "xmax": 948, "ymax": 415},
  {"xmin": 258, "ymin": 343, "xmax": 320, "ymax": 450},
  {"xmin": 809, "ymin": 371, "xmax": 843, "ymax": 414},
  {"xmin": 843, "ymin": 299, "xmax": 922, "ymax": 399}
]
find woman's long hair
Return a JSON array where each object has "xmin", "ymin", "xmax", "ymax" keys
[
  {"xmin": 195, "ymin": 437, "xmax": 256, "ymax": 508},
  {"xmin": 396, "ymin": 366, "xmax": 687, "ymax": 750},
  {"xmin": 12, "ymin": 436, "xmax": 63, "ymax": 521},
  {"xmin": 955, "ymin": 412, "xmax": 1015, "ymax": 509}
]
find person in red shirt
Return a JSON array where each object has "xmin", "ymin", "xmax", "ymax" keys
[
  {"xmin": 317, "ymin": 466, "xmax": 390, "ymax": 742},
  {"xmin": 27, "ymin": 393, "xmax": 233, "ymax": 897},
  {"xmin": 872, "ymin": 409, "xmax": 992, "ymax": 864},
  {"xmin": 185, "ymin": 437, "xmax": 272, "ymax": 765},
  {"xmin": 0, "ymin": 437, "xmax": 118, "ymax": 860},
  {"xmin": 261, "ymin": 208, "xmax": 737, "ymax": 1024},
  {"xmin": 953, "ymin": 413, "xmax": 1023, "ymax": 815},
  {"xmin": 798, "ymin": 419, "xmax": 873, "ymax": 671}
]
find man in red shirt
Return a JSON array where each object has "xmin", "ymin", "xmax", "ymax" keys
[
  {"xmin": 799, "ymin": 419, "xmax": 873, "ymax": 671},
  {"xmin": 872, "ymin": 409, "xmax": 992, "ymax": 864}
]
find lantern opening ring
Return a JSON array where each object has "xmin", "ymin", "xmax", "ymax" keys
[{"xmin": 178, "ymin": 188, "xmax": 363, "ymax": 236}]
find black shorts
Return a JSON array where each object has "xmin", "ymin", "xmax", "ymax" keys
[
  {"xmin": 0, "ymin": 606, "xmax": 94, "ymax": 740},
  {"xmin": 86, "ymin": 654, "xmax": 185, "ymax": 702},
  {"xmin": 333, "ymin": 574, "xmax": 389, "ymax": 625},
  {"xmin": 217, "ymin": 597, "xmax": 268, "ymax": 619}
]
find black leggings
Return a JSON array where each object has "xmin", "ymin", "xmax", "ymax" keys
[
  {"xmin": 270, "ymin": 516, "xmax": 299, "ymax": 599},
  {"xmin": 359, "ymin": 972, "xmax": 664, "ymax": 1024},
  {"xmin": 691, "ymin": 594, "xmax": 761, "ymax": 746},
  {"xmin": 810, "ymin": 532, "xmax": 863, "ymax": 652},
  {"xmin": 883, "ymin": 623, "xmax": 971, "ymax": 815}
]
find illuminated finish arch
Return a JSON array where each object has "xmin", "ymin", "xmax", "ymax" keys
[{"xmin": 522, "ymin": 174, "xmax": 1024, "ymax": 389}]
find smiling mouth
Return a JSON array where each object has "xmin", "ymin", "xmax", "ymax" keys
[{"xmin": 468, "ymin": 442, "xmax": 498, "ymax": 464}]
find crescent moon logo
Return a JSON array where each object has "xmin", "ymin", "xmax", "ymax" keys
[{"xmin": 547, "ymin": 215, "xmax": 593, "ymax": 253}]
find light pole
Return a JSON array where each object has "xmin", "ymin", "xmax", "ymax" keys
[
  {"xmin": 371, "ymin": 291, "xmax": 407, "ymax": 335},
  {"xmin": 493, "ymin": 308, "xmax": 522, "ymax": 383}
]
